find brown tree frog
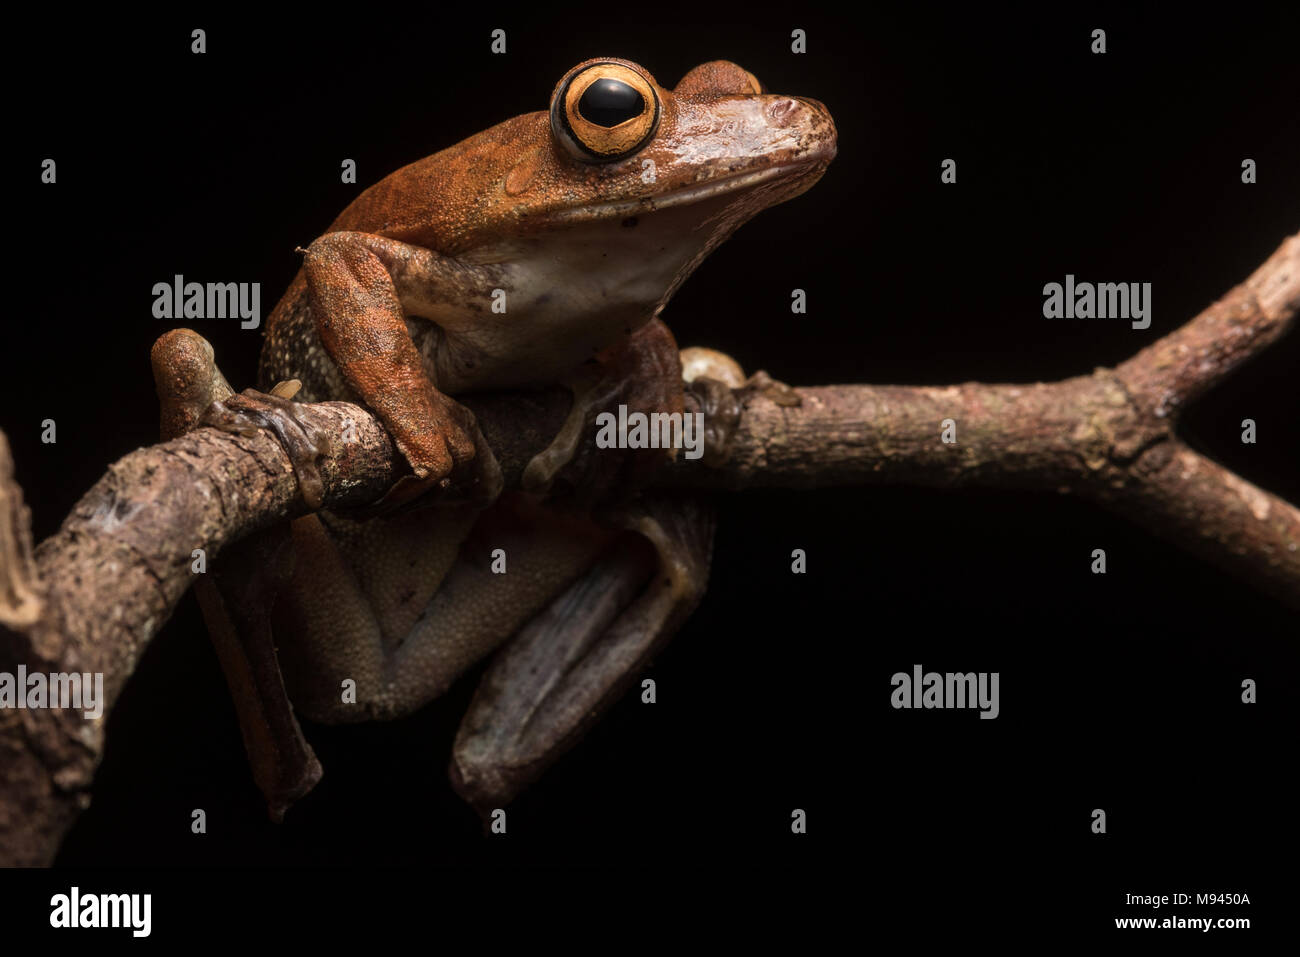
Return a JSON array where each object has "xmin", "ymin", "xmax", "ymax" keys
[{"xmin": 152, "ymin": 57, "xmax": 836, "ymax": 818}]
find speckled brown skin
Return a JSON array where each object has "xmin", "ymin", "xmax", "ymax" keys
[{"xmin": 154, "ymin": 59, "xmax": 836, "ymax": 816}]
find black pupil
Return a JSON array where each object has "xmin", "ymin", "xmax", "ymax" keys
[{"xmin": 576, "ymin": 78, "xmax": 644, "ymax": 128}]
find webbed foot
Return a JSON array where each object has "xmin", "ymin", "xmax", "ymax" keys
[
  {"xmin": 679, "ymin": 346, "xmax": 800, "ymax": 467},
  {"xmin": 201, "ymin": 380, "xmax": 333, "ymax": 510}
]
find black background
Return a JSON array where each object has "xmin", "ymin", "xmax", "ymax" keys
[{"xmin": 5, "ymin": 3, "xmax": 1298, "ymax": 939}]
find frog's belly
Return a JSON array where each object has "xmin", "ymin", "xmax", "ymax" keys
[
  {"xmin": 429, "ymin": 298, "xmax": 654, "ymax": 394},
  {"xmin": 430, "ymin": 218, "xmax": 718, "ymax": 393}
]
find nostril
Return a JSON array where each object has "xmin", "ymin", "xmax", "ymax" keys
[{"xmin": 766, "ymin": 98, "xmax": 798, "ymax": 125}]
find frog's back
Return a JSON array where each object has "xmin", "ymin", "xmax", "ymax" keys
[
  {"xmin": 256, "ymin": 145, "xmax": 472, "ymax": 397},
  {"xmin": 258, "ymin": 113, "xmax": 551, "ymax": 397}
]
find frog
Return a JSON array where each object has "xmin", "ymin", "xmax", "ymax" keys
[{"xmin": 151, "ymin": 57, "xmax": 836, "ymax": 820}]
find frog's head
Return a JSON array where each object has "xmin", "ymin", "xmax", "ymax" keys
[
  {"xmin": 537, "ymin": 57, "xmax": 837, "ymax": 226},
  {"xmin": 423, "ymin": 58, "xmax": 837, "ymax": 266}
]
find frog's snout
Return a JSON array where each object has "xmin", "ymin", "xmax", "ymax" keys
[{"xmin": 766, "ymin": 95, "xmax": 837, "ymax": 163}]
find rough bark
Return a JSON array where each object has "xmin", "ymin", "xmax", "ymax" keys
[{"xmin": 1, "ymin": 233, "xmax": 1296, "ymax": 867}]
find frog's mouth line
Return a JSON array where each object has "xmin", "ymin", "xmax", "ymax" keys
[{"xmin": 559, "ymin": 160, "xmax": 827, "ymax": 222}]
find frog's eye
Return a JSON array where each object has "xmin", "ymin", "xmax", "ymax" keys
[{"xmin": 551, "ymin": 62, "xmax": 660, "ymax": 163}]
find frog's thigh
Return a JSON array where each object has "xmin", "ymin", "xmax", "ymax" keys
[
  {"xmin": 274, "ymin": 497, "xmax": 615, "ymax": 724},
  {"xmin": 272, "ymin": 506, "xmax": 475, "ymax": 723},
  {"xmin": 384, "ymin": 500, "xmax": 618, "ymax": 713}
]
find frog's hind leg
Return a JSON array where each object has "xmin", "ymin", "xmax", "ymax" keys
[
  {"xmin": 449, "ymin": 494, "xmax": 715, "ymax": 811},
  {"xmin": 192, "ymin": 526, "xmax": 323, "ymax": 821},
  {"xmin": 271, "ymin": 492, "xmax": 621, "ymax": 724},
  {"xmin": 151, "ymin": 329, "xmax": 323, "ymax": 821}
]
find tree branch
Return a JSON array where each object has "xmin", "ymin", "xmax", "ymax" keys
[{"xmin": 2, "ymin": 233, "xmax": 1296, "ymax": 866}]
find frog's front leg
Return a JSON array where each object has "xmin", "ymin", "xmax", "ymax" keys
[
  {"xmin": 301, "ymin": 231, "xmax": 503, "ymax": 505},
  {"xmin": 523, "ymin": 317, "xmax": 685, "ymax": 502}
]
